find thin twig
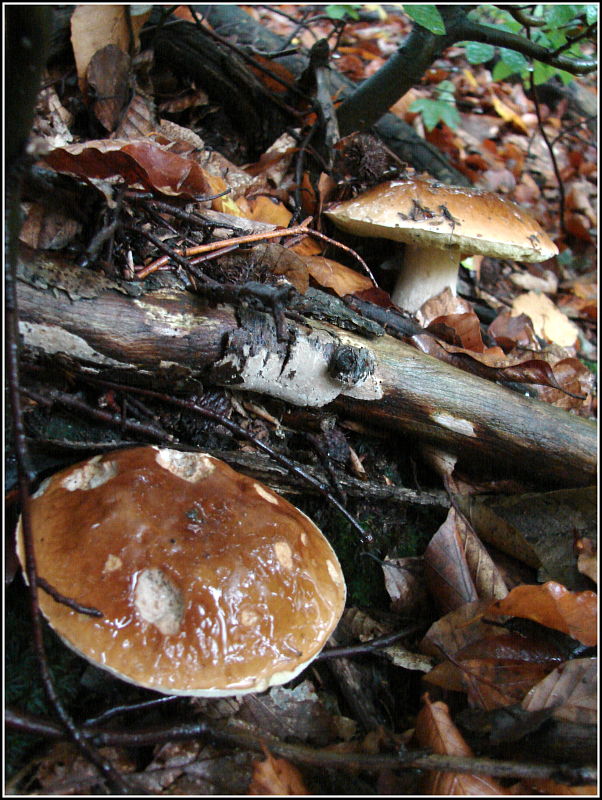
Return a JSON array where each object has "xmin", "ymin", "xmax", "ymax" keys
[
  {"xmin": 136, "ymin": 224, "xmax": 375, "ymax": 284},
  {"xmin": 316, "ymin": 625, "xmax": 424, "ymax": 660},
  {"xmin": 76, "ymin": 376, "xmax": 372, "ymax": 545},
  {"xmin": 36, "ymin": 578, "xmax": 103, "ymax": 617},
  {"xmin": 22, "ymin": 387, "xmax": 173, "ymax": 443},
  {"xmin": 6, "ymin": 707, "xmax": 596, "ymax": 784},
  {"xmin": 6, "ymin": 175, "xmax": 130, "ymax": 798},
  {"xmin": 527, "ymin": 58, "xmax": 566, "ymax": 235}
]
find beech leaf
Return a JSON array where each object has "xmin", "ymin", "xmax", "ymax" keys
[{"xmin": 485, "ymin": 582, "xmax": 597, "ymax": 646}]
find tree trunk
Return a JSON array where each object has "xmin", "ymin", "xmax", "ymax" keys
[{"xmin": 16, "ymin": 248, "xmax": 596, "ymax": 489}]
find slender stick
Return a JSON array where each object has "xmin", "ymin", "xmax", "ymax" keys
[
  {"xmin": 136, "ymin": 224, "xmax": 375, "ymax": 283},
  {"xmin": 77, "ymin": 376, "xmax": 372, "ymax": 545},
  {"xmin": 6, "ymin": 707, "xmax": 596, "ymax": 785}
]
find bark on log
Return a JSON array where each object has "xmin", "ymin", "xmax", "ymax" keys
[{"xmin": 16, "ymin": 248, "xmax": 596, "ymax": 489}]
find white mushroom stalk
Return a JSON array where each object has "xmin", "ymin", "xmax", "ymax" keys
[
  {"xmin": 389, "ymin": 244, "xmax": 462, "ymax": 311},
  {"xmin": 325, "ymin": 178, "xmax": 558, "ymax": 314}
]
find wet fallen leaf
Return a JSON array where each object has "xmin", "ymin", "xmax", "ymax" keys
[
  {"xmin": 455, "ymin": 632, "xmax": 564, "ymax": 665},
  {"xmin": 485, "ymin": 582, "xmax": 597, "ymax": 647},
  {"xmin": 415, "ymin": 694, "xmax": 506, "ymax": 794},
  {"xmin": 522, "ymin": 657, "xmax": 597, "ymax": 725},
  {"xmin": 43, "ymin": 139, "xmax": 215, "ymax": 199},
  {"xmin": 87, "ymin": 44, "xmax": 131, "ymax": 131},
  {"xmin": 248, "ymin": 750, "xmax": 309, "ymax": 795},
  {"xmin": 412, "ymin": 333, "xmax": 587, "ymax": 402},
  {"xmin": 488, "ymin": 311, "xmax": 539, "ymax": 351},
  {"xmin": 421, "ymin": 600, "xmax": 509, "ymax": 663},
  {"xmin": 459, "ymin": 658, "xmax": 552, "ymax": 709}
]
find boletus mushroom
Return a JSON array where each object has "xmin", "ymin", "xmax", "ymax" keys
[
  {"xmin": 325, "ymin": 178, "xmax": 559, "ymax": 312},
  {"xmin": 16, "ymin": 447, "xmax": 346, "ymax": 696}
]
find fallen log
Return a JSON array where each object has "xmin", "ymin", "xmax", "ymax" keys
[{"xmin": 16, "ymin": 247, "xmax": 596, "ymax": 488}]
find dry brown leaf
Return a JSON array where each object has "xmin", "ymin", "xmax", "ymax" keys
[
  {"xmin": 423, "ymin": 659, "xmax": 466, "ymax": 692},
  {"xmin": 43, "ymin": 139, "xmax": 215, "ymax": 199},
  {"xmin": 424, "ymin": 508, "xmax": 508, "ymax": 613},
  {"xmin": 381, "ymin": 556, "xmax": 428, "ymax": 616},
  {"xmin": 509, "ymin": 268, "xmax": 558, "ymax": 294},
  {"xmin": 303, "ymin": 255, "xmax": 374, "ymax": 296},
  {"xmin": 511, "ymin": 291, "xmax": 579, "ymax": 347},
  {"xmin": 237, "ymin": 680, "xmax": 352, "ymax": 745},
  {"xmin": 246, "ymin": 195, "xmax": 293, "ymax": 227},
  {"xmin": 114, "ymin": 94, "xmax": 157, "ymax": 140},
  {"xmin": 71, "ymin": 6, "xmax": 131, "ymax": 90},
  {"xmin": 535, "ymin": 357, "xmax": 594, "ymax": 411},
  {"xmin": 425, "ymin": 312, "xmax": 487, "ymax": 351},
  {"xmin": 522, "ymin": 657, "xmax": 597, "ymax": 725},
  {"xmin": 421, "ymin": 600, "xmax": 509, "ymax": 662},
  {"xmin": 415, "ymin": 694, "xmax": 506, "ymax": 795},
  {"xmin": 485, "ymin": 582, "xmax": 597, "ymax": 647},
  {"xmin": 87, "ymin": 44, "xmax": 131, "ymax": 131},
  {"xmin": 248, "ymin": 750, "xmax": 309, "ymax": 795},
  {"xmin": 416, "ymin": 287, "xmax": 475, "ymax": 326},
  {"xmin": 289, "ymin": 237, "xmax": 323, "ymax": 257},
  {"xmin": 488, "ymin": 311, "xmax": 539, "ymax": 351},
  {"xmin": 250, "ymin": 243, "xmax": 309, "ymax": 293},
  {"xmin": 19, "ymin": 203, "xmax": 81, "ymax": 250},
  {"xmin": 243, "ymin": 131, "xmax": 297, "ymax": 186},
  {"xmin": 460, "ymin": 658, "xmax": 552, "ymax": 709},
  {"xmin": 456, "ymin": 487, "xmax": 597, "ymax": 586},
  {"xmin": 33, "ymin": 742, "xmax": 135, "ymax": 794}
]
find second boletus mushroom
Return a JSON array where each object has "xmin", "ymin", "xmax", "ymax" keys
[
  {"xmin": 325, "ymin": 177, "xmax": 559, "ymax": 312},
  {"xmin": 16, "ymin": 447, "xmax": 346, "ymax": 696}
]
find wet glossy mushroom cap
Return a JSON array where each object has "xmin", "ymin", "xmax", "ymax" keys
[
  {"xmin": 326, "ymin": 178, "xmax": 559, "ymax": 311},
  {"xmin": 16, "ymin": 447, "xmax": 346, "ymax": 696}
]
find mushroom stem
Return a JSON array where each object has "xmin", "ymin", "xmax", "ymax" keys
[{"xmin": 390, "ymin": 244, "xmax": 462, "ymax": 312}]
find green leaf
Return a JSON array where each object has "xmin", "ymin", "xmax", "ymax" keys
[
  {"xmin": 532, "ymin": 60, "xmax": 557, "ymax": 85},
  {"xmin": 492, "ymin": 59, "xmax": 517, "ymax": 82},
  {"xmin": 499, "ymin": 47, "xmax": 529, "ymax": 73},
  {"xmin": 440, "ymin": 104, "xmax": 461, "ymax": 129},
  {"xmin": 409, "ymin": 97, "xmax": 459, "ymax": 131},
  {"xmin": 404, "ymin": 5, "xmax": 446, "ymax": 34},
  {"xmin": 585, "ymin": 5, "xmax": 598, "ymax": 24},
  {"xmin": 547, "ymin": 4, "xmax": 582, "ymax": 27},
  {"xmin": 325, "ymin": 4, "xmax": 360, "ymax": 20},
  {"xmin": 464, "ymin": 41, "xmax": 495, "ymax": 64}
]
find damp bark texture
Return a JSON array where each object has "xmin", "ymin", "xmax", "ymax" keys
[{"xmin": 16, "ymin": 248, "xmax": 597, "ymax": 489}]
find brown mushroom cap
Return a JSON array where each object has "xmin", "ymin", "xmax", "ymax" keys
[
  {"xmin": 325, "ymin": 178, "xmax": 559, "ymax": 262},
  {"xmin": 16, "ymin": 447, "xmax": 346, "ymax": 696}
]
